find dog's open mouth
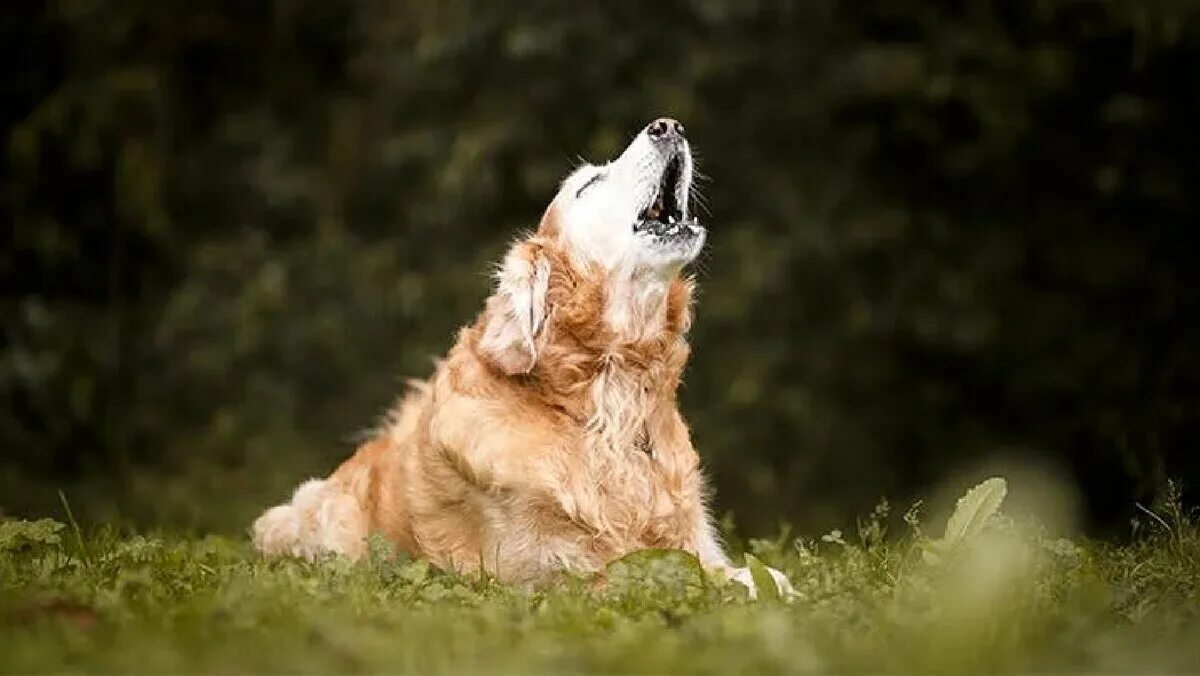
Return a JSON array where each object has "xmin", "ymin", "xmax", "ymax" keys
[{"xmin": 634, "ymin": 155, "xmax": 696, "ymax": 238}]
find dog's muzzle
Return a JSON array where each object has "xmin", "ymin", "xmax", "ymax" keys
[{"xmin": 634, "ymin": 118, "xmax": 699, "ymax": 241}]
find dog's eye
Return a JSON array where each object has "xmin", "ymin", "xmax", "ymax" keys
[{"xmin": 575, "ymin": 173, "xmax": 604, "ymax": 198}]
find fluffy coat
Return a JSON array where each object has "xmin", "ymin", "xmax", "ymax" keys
[{"xmin": 253, "ymin": 119, "xmax": 790, "ymax": 597}]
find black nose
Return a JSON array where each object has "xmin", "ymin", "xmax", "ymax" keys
[{"xmin": 646, "ymin": 117, "xmax": 685, "ymax": 140}]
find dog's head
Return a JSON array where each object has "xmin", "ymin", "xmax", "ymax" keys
[
  {"xmin": 543, "ymin": 118, "xmax": 705, "ymax": 274},
  {"xmin": 476, "ymin": 119, "xmax": 702, "ymax": 377}
]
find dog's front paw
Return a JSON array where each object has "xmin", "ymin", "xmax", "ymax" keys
[{"xmin": 717, "ymin": 565, "xmax": 796, "ymax": 601}]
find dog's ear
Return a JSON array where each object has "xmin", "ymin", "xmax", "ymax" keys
[{"xmin": 477, "ymin": 243, "xmax": 551, "ymax": 375}]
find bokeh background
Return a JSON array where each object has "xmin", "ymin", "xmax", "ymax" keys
[{"xmin": 3, "ymin": 1, "xmax": 1198, "ymax": 536}]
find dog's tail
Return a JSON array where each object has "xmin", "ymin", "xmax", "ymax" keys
[{"xmin": 251, "ymin": 477, "xmax": 368, "ymax": 560}]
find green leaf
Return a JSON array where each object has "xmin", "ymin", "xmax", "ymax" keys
[
  {"xmin": 604, "ymin": 549, "xmax": 707, "ymax": 601},
  {"xmin": 942, "ymin": 477, "xmax": 1008, "ymax": 547},
  {"xmin": 744, "ymin": 553, "xmax": 781, "ymax": 602}
]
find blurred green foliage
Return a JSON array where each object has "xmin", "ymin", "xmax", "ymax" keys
[{"xmin": 2, "ymin": 1, "xmax": 1198, "ymax": 532}]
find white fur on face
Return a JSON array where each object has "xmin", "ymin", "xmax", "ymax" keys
[{"xmin": 554, "ymin": 130, "xmax": 705, "ymax": 275}]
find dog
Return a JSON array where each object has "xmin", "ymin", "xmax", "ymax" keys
[{"xmin": 252, "ymin": 118, "xmax": 792, "ymax": 599}]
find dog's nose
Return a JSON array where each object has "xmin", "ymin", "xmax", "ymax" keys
[{"xmin": 646, "ymin": 118, "xmax": 685, "ymax": 140}]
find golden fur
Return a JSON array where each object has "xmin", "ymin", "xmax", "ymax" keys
[{"xmin": 253, "ymin": 120, "xmax": 791, "ymax": 597}]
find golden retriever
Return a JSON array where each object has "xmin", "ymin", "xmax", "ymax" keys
[{"xmin": 252, "ymin": 118, "xmax": 792, "ymax": 598}]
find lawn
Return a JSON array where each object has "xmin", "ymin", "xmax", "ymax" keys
[{"xmin": 2, "ymin": 480, "xmax": 1198, "ymax": 674}]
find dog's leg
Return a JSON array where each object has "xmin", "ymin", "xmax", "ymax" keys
[
  {"xmin": 251, "ymin": 477, "xmax": 369, "ymax": 560},
  {"xmin": 694, "ymin": 514, "xmax": 795, "ymax": 600}
]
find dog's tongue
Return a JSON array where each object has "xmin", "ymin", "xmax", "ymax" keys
[{"xmin": 646, "ymin": 194, "xmax": 665, "ymax": 221}]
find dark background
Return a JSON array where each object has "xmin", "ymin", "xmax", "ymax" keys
[{"xmin": 3, "ymin": 0, "xmax": 1197, "ymax": 536}]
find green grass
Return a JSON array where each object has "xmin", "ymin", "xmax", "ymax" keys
[{"xmin": 2, "ymin": 483, "xmax": 1198, "ymax": 674}]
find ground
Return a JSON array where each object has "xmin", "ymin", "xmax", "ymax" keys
[{"xmin": 1, "ymin": 482, "xmax": 1198, "ymax": 674}]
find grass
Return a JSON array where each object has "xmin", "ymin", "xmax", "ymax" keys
[{"xmin": 1, "ymin": 481, "xmax": 1198, "ymax": 674}]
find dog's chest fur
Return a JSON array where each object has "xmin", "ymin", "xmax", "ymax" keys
[
  {"xmin": 492, "ymin": 367, "xmax": 701, "ymax": 581},
  {"xmin": 417, "ymin": 353, "xmax": 703, "ymax": 583}
]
